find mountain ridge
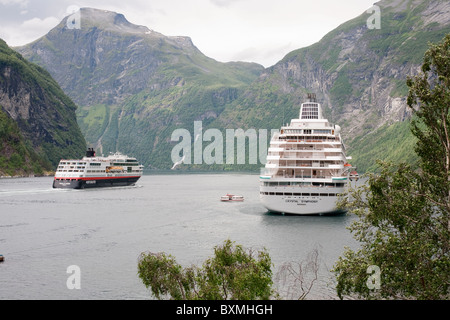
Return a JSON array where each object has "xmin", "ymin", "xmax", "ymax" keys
[
  {"xmin": 17, "ymin": 7, "xmax": 264, "ymax": 168},
  {"xmin": 209, "ymin": 0, "xmax": 450, "ymax": 172},
  {"xmin": 17, "ymin": 2, "xmax": 450, "ymax": 172}
]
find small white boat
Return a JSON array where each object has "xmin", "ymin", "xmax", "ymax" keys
[
  {"xmin": 220, "ymin": 194, "xmax": 244, "ymax": 202},
  {"xmin": 349, "ymin": 171, "xmax": 359, "ymax": 181}
]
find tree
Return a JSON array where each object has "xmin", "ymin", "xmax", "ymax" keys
[
  {"xmin": 274, "ymin": 247, "xmax": 320, "ymax": 300},
  {"xmin": 332, "ymin": 34, "xmax": 450, "ymax": 300},
  {"xmin": 137, "ymin": 239, "xmax": 275, "ymax": 300}
]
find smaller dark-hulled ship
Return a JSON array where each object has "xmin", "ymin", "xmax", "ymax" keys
[{"xmin": 53, "ymin": 148, "xmax": 144, "ymax": 189}]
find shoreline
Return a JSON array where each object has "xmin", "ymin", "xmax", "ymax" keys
[
  {"xmin": 0, "ymin": 172, "xmax": 55, "ymax": 179},
  {"xmin": 0, "ymin": 170, "xmax": 260, "ymax": 179}
]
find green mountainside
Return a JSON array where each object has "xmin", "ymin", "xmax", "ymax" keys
[
  {"xmin": 0, "ymin": 107, "xmax": 49, "ymax": 176},
  {"xmin": 18, "ymin": 1, "xmax": 450, "ymax": 172},
  {"xmin": 210, "ymin": 0, "xmax": 450, "ymax": 172},
  {"xmin": 18, "ymin": 8, "xmax": 264, "ymax": 169},
  {"xmin": 0, "ymin": 39, "xmax": 86, "ymax": 176}
]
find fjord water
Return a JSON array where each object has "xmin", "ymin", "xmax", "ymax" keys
[{"xmin": 0, "ymin": 174, "xmax": 358, "ymax": 300}]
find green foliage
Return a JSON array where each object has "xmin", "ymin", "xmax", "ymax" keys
[
  {"xmin": 0, "ymin": 107, "xmax": 51, "ymax": 176},
  {"xmin": 407, "ymin": 33, "xmax": 450, "ymax": 199},
  {"xmin": 137, "ymin": 252, "xmax": 194, "ymax": 300},
  {"xmin": 334, "ymin": 162, "xmax": 448, "ymax": 299},
  {"xmin": 332, "ymin": 34, "xmax": 450, "ymax": 300},
  {"xmin": 0, "ymin": 38, "xmax": 86, "ymax": 169},
  {"xmin": 329, "ymin": 73, "xmax": 352, "ymax": 109},
  {"xmin": 349, "ymin": 120, "xmax": 418, "ymax": 173},
  {"xmin": 137, "ymin": 240, "xmax": 275, "ymax": 300}
]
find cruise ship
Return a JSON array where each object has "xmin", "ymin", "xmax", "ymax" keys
[
  {"xmin": 53, "ymin": 148, "xmax": 144, "ymax": 189},
  {"xmin": 260, "ymin": 94, "xmax": 356, "ymax": 215}
]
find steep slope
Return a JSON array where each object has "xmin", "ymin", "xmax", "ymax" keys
[
  {"xmin": 0, "ymin": 107, "xmax": 49, "ymax": 176},
  {"xmin": 211, "ymin": 0, "xmax": 450, "ymax": 172},
  {"xmin": 18, "ymin": 3, "xmax": 450, "ymax": 172},
  {"xmin": 0, "ymin": 39, "xmax": 86, "ymax": 175},
  {"xmin": 18, "ymin": 8, "xmax": 264, "ymax": 168}
]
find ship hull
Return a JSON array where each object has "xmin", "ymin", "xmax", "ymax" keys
[
  {"xmin": 259, "ymin": 185, "xmax": 347, "ymax": 215},
  {"xmin": 260, "ymin": 193, "xmax": 346, "ymax": 215},
  {"xmin": 53, "ymin": 176, "xmax": 141, "ymax": 189}
]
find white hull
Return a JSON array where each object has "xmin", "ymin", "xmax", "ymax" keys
[
  {"xmin": 259, "ymin": 185, "xmax": 346, "ymax": 215},
  {"xmin": 260, "ymin": 194, "xmax": 345, "ymax": 215}
]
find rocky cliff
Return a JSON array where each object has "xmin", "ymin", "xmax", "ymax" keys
[
  {"xmin": 0, "ymin": 39, "xmax": 86, "ymax": 176},
  {"xmin": 18, "ymin": 8, "xmax": 264, "ymax": 168},
  {"xmin": 210, "ymin": 0, "xmax": 450, "ymax": 171},
  {"xmin": 17, "ymin": 2, "xmax": 450, "ymax": 172}
]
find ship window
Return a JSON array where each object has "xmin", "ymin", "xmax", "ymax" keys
[
  {"xmin": 312, "ymin": 182, "xmax": 323, "ymax": 187},
  {"xmin": 314, "ymin": 130, "xmax": 331, "ymax": 134},
  {"xmin": 301, "ymin": 103, "xmax": 319, "ymax": 120}
]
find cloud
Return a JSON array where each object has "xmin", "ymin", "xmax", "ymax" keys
[
  {"xmin": 209, "ymin": 0, "xmax": 242, "ymax": 7},
  {"xmin": 0, "ymin": 16, "xmax": 59, "ymax": 47},
  {"xmin": 0, "ymin": 0, "xmax": 377, "ymax": 66},
  {"xmin": 0, "ymin": 0, "xmax": 28, "ymax": 7}
]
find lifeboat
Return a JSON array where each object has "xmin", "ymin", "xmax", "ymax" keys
[
  {"xmin": 349, "ymin": 171, "xmax": 359, "ymax": 181},
  {"xmin": 220, "ymin": 194, "xmax": 244, "ymax": 202},
  {"xmin": 106, "ymin": 166, "xmax": 124, "ymax": 173}
]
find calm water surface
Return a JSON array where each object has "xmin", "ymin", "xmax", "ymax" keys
[{"xmin": 0, "ymin": 174, "xmax": 359, "ymax": 300}]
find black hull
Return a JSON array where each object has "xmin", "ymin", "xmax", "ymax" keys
[{"xmin": 53, "ymin": 176, "xmax": 141, "ymax": 189}]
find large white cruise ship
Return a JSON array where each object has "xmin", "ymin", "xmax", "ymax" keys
[
  {"xmin": 53, "ymin": 148, "xmax": 144, "ymax": 189},
  {"xmin": 260, "ymin": 94, "xmax": 356, "ymax": 215}
]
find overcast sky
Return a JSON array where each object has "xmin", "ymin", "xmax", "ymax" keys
[{"xmin": 0, "ymin": 0, "xmax": 376, "ymax": 67}]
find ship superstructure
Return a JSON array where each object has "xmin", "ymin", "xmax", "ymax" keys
[
  {"xmin": 259, "ymin": 94, "xmax": 355, "ymax": 215},
  {"xmin": 53, "ymin": 148, "xmax": 144, "ymax": 189}
]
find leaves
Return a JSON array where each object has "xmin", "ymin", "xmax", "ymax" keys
[
  {"xmin": 332, "ymin": 34, "xmax": 450, "ymax": 300},
  {"xmin": 137, "ymin": 240, "xmax": 275, "ymax": 300}
]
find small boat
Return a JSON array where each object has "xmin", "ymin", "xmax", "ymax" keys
[
  {"xmin": 220, "ymin": 194, "xmax": 244, "ymax": 202},
  {"xmin": 0, "ymin": 255, "xmax": 4, "ymax": 262},
  {"xmin": 349, "ymin": 171, "xmax": 359, "ymax": 181}
]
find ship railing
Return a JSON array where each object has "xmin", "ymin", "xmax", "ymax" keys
[
  {"xmin": 269, "ymin": 175, "xmax": 331, "ymax": 179},
  {"xmin": 261, "ymin": 181, "xmax": 346, "ymax": 188}
]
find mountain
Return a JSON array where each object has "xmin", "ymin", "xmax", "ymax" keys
[
  {"xmin": 18, "ymin": 8, "xmax": 264, "ymax": 169},
  {"xmin": 18, "ymin": 2, "xmax": 450, "ymax": 172},
  {"xmin": 0, "ymin": 39, "xmax": 86, "ymax": 176},
  {"xmin": 210, "ymin": 0, "xmax": 450, "ymax": 172}
]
